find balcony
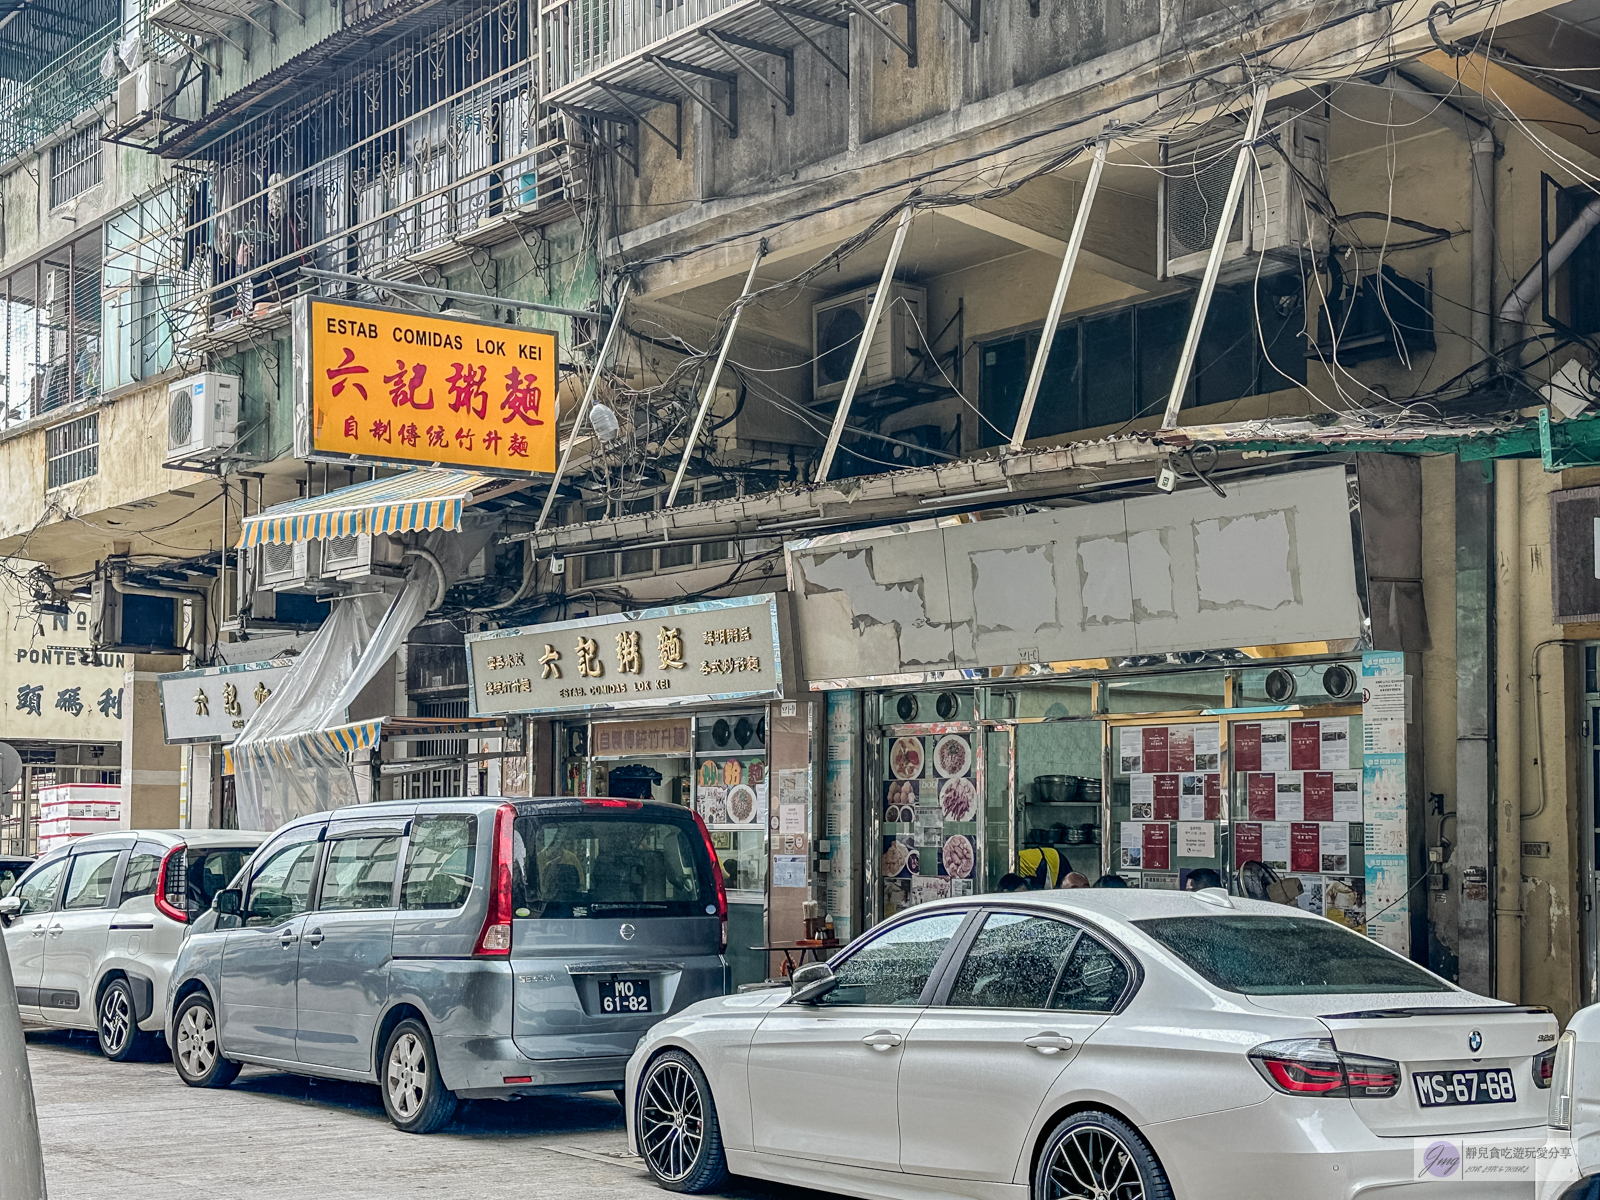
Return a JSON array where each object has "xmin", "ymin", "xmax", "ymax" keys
[{"xmin": 0, "ymin": 20, "xmax": 118, "ymax": 168}]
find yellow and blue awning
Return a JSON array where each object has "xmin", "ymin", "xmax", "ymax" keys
[
  {"xmin": 223, "ymin": 716, "xmax": 507, "ymax": 774},
  {"xmin": 238, "ymin": 469, "xmax": 492, "ymax": 548}
]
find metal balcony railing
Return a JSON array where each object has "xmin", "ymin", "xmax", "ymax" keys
[{"xmin": 0, "ymin": 20, "xmax": 119, "ymax": 169}]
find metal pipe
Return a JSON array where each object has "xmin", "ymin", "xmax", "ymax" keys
[
  {"xmin": 536, "ymin": 276, "xmax": 633, "ymax": 531},
  {"xmin": 299, "ymin": 267, "xmax": 605, "ymax": 323},
  {"xmin": 817, "ymin": 206, "xmax": 915, "ymax": 482},
  {"xmin": 1159, "ymin": 84, "xmax": 1271, "ymax": 430},
  {"xmin": 1494, "ymin": 460, "xmax": 1522, "ymax": 1001},
  {"xmin": 111, "ymin": 568, "xmax": 210, "ymax": 658},
  {"xmin": 668, "ymin": 243, "xmax": 766, "ymax": 508},
  {"xmin": 1501, "ymin": 194, "xmax": 1600, "ymax": 325},
  {"xmin": 1011, "ymin": 138, "xmax": 1107, "ymax": 450}
]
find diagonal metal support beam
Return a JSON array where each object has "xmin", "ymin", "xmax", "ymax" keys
[
  {"xmin": 767, "ymin": 0, "xmax": 849, "ymax": 28},
  {"xmin": 646, "ymin": 54, "xmax": 738, "ymax": 138},
  {"xmin": 668, "ymin": 241, "xmax": 768, "ymax": 508},
  {"xmin": 551, "ymin": 102, "xmax": 638, "ymax": 176},
  {"xmin": 817, "ymin": 205, "xmax": 916, "ymax": 482},
  {"xmin": 1160, "ymin": 83, "xmax": 1271, "ymax": 430},
  {"xmin": 938, "ymin": 0, "xmax": 980, "ymax": 41},
  {"xmin": 260, "ymin": 0, "xmax": 303, "ymax": 24},
  {"xmin": 595, "ymin": 81, "xmax": 681, "ymax": 157},
  {"xmin": 764, "ymin": 2, "xmax": 848, "ymax": 79},
  {"xmin": 842, "ymin": 0, "xmax": 915, "ymax": 66},
  {"xmin": 704, "ymin": 29, "xmax": 792, "ymax": 116},
  {"xmin": 1010, "ymin": 138, "xmax": 1107, "ymax": 450},
  {"xmin": 537, "ymin": 277, "xmax": 633, "ymax": 531}
]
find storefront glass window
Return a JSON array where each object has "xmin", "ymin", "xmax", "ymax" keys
[
  {"xmin": 1103, "ymin": 671, "xmax": 1225, "ymax": 714},
  {"xmin": 1014, "ymin": 720, "xmax": 1102, "ymax": 884},
  {"xmin": 988, "ymin": 683, "xmax": 1093, "ymax": 720},
  {"xmin": 1109, "ymin": 719, "xmax": 1224, "ymax": 889}
]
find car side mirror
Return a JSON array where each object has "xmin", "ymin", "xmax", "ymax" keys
[
  {"xmin": 0, "ymin": 894, "xmax": 19, "ymax": 925},
  {"xmin": 214, "ymin": 888, "xmax": 242, "ymax": 917},
  {"xmin": 789, "ymin": 962, "xmax": 838, "ymax": 1006}
]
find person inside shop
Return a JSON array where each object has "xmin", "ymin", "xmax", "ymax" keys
[
  {"xmin": 1093, "ymin": 873, "xmax": 1129, "ymax": 888},
  {"xmin": 1016, "ymin": 846, "xmax": 1071, "ymax": 889},
  {"xmin": 996, "ymin": 873, "xmax": 1028, "ymax": 893},
  {"xmin": 1063, "ymin": 872, "xmax": 1090, "ymax": 889},
  {"xmin": 1184, "ymin": 868, "xmax": 1222, "ymax": 891}
]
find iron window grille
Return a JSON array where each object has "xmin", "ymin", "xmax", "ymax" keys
[
  {"xmin": 49, "ymin": 125, "xmax": 102, "ymax": 209},
  {"xmin": 45, "ymin": 411, "xmax": 99, "ymax": 489}
]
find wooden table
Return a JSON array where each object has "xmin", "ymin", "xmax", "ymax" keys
[{"xmin": 750, "ymin": 939, "xmax": 841, "ymax": 975}]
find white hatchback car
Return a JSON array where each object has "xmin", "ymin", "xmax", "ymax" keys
[
  {"xmin": 0, "ymin": 829, "xmax": 264, "ymax": 1060},
  {"xmin": 626, "ymin": 888, "xmax": 1561, "ymax": 1200}
]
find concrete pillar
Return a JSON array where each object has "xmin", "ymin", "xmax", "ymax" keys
[
  {"xmin": 186, "ymin": 744, "xmax": 218, "ymax": 829},
  {"xmin": 121, "ymin": 654, "xmax": 185, "ymax": 830}
]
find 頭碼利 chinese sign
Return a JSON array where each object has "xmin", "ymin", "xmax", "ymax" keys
[
  {"xmin": 465, "ymin": 594, "xmax": 792, "ymax": 716},
  {"xmin": 293, "ymin": 296, "xmax": 558, "ymax": 475}
]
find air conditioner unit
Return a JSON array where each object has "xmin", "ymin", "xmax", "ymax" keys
[
  {"xmin": 166, "ymin": 372, "xmax": 240, "ymax": 465},
  {"xmin": 235, "ymin": 548, "xmax": 327, "ymax": 624},
  {"xmin": 1161, "ymin": 110, "xmax": 1329, "ymax": 281},
  {"xmin": 114, "ymin": 61, "xmax": 176, "ymax": 131},
  {"xmin": 322, "ymin": 533, "xmax": 405, "ymax": 579},
  {"xmin": 811, "ymin": 283, "xmax": 927, "ymax": 402},
  {"xmin": 90, "ymin": 574, "xmax": 182, "ymax": 653},
  {"xmin": 258, "ymin": 540, "xmax": 322, "ymax": 592}
]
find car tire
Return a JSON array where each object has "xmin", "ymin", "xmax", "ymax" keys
[
  {"xmin": 1033, "ymin": 1109, "xmax": 1172, "ymax": 1200},
  {"xmin": 97, "ymin": 978, "xmax": 155, "ymax": 1062},
  {"xmin": 172, "ymin": 993, "xmax": 241, "ymax": 1089},
  {"xmin": 381, "ymin": 1018, "xmax": 457, "ymax": 1134},
  {"xmin": 636, "ymin": 1049, "xmax": 729, "ymax": 1194}
]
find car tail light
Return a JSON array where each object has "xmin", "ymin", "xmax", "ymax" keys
[
  {"xmin": 693, "ymin": 811, "xmax": 728, "ymax": 954},
  {"xmin": 1535, "ymin": 1045, "xmax": 1557, "ymax": 1089},
  {"xmin": 1550, "ymin": 1031, "xmax": 1576, "ymax": 1128},
  {"xmin": 154, "ymin": 845, "xmax": 189, "ymax": 924},
  {"xmin": 1249, "ymin": 1038, "xmax": 1400, "ymax": 1099},
  {"xmin": 583, "ymin": 798, "xmax": 642, "ymax": 809},
  {"xmin": 473, "ymin": 803, "xmax": 517, "ymax": 957}
]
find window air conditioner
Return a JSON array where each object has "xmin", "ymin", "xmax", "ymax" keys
[
  {"xmin": 322, "ymin": 533, "xmax": 405, "ymax": 579},
  {"xmin": 258, "ymin": 540, "xmax": 322, "ymax": 592},
  {"xmin": 165, "ymin": 372, "xmax": 240, "ymax": 465},
  {"xmin": 90, "ymin": 574, "xmax": 181, "ymax": 653},
  {"xmin": 811, "ymin": 283, "xmax": 927, "ymax": 402},
  {"xmin": 1161, "ymin": 110, "xmax": 1329, "ymax": 281},
  {"xmin": 115, "ymin": 61, "xmax": 176, "ymax": 131}
]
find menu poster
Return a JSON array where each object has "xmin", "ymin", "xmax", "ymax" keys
[
  {"xmin": 1153, "ymin": 774, "xmax": 1180, "ymax": 821},
  {"xmin": 1234, "ymin": 821, "xmax": 1263, "ymax": 866},
  {"xmin": 1247, "ymin": 773, "xmax": 1276, "ymax": 820},
  {"xmin": 910, "ymin": 876, "xmax": 950, "ymax": 906},
  {"xmin": 1142, "ymin": 822, "xmax": 1171, "ymax": 871},
  {"xmin": 1234, "ymin": 723, "xmax": 1262, "ymax": 773},
  {"xmin": 1274, "ymin": 773, "xmax": 1305, "ymax": 821},
  {"xmin": 1177, "ymin": 820, "xmax": 1216, "ymax": 859},
  {"xmin": 1332, "ymin": 770, "xmax": 1363, "ymax": 821},
  {"xmin": 1324, "ymin": 876, "xmax": 1367, "ymax": 932},
  {"xmin": 1120, "ymin": 821, "xmax": 1144, "ymax": 869},
  {"xmin": 1168, "ymin": 726, "xmax": 1195, "ymax": 773},
  {"xmin": 1320, "ymin": 717, "xmax": 1351, "ymax": 770},
  {"xmin": 1319, "ymin": 822, "xmax": 1351, "ymax": 875},
  {"xmin": 1303, "ymin": 772, "xmax": 1334, "ymax": 822},
  {"xmin": 1260, "ymin": 721, "xmax": 1291, "ymax": 771},
  {"xmin": 1290, "ymin": 822, "xmax": 1321, "ymax": 873},
  {"xmin": 882, "ymin": 834, "xmax": 917, "ymax": 878},
  {"xmin": 1290, "ymin": 720, "xmax": 1322, "ymax": 771},
  {"xmin": 915, "ymin": 806, "xmax": 944, "ymax": 856},
  {"xmin": 773, "ymin": 854, "xmax": 807, "ymax": 889},
  {"xmin": 1204, "ymin": 773, "xmax": 1222, "ymax": 819},
  {"xmin": 1130, "ymin": 773, "xmax": 1154, "ymax": 820},
  {"xmin": 1142, "ymin": 871, "xmax": 1180, "ymax": 890},
  {"xmin": 1142, "ymin": 726, "xmax": 1170, "ymax": 774},
  {"xmin": 1193, "ymin": 724, "xmax": 1221, "ymax": 772},
  {"xmin": 1293, "ymin": 874, "xmax": 1327, "ymax": 916},
  {"xmin": 1118, "ymin": 727, "xmax": 1143, "ymax": 774},
  {"xmin": 1261, "ymin": 822, "xmax": 1291, "ymax": 872},
  {"xmin": 1179, "ymin": 774, "xmax": 1207, "ymax": 820}
]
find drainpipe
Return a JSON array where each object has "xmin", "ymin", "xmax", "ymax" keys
[
  {"xmin": 1500, "ymin": 194, "xmax": 1600, "ymax": 326},
  {"xmin": 1494, "ymin": 462, "xmax": 1522, "ymax": 1001},
  {"xmin": 1385, "ymin": 73, "xmax": 1496, "ymax": 364}
]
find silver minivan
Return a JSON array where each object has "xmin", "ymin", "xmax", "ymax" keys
[{"xmin": 166, "ymin": 796, "xmax": 729, "ymax": 1132}]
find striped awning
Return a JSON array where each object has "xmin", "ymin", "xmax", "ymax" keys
[
  {"xmin": 223, "ymin": 716, "xmax": 507, "ymax": 774},
  {"xmin": 238, "ymin": 469, "xmax": 492, "ymax": 547}
]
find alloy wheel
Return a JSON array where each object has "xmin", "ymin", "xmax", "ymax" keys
[
  {"xmin": 1044, "ymin": 1125, "xmax": 1145, "ymax": 1200},
  {"xmin": 639, "ymin": 1060, "xmax": 705, "ymax": 1182},
  {"xmin": 386, "ymin": 1032, "xmax": 428, "ymax": 1119},
  {"xmin": 99, "ymin": 986, "xmax": 131, "ymax": 1055},
  {"xmin": 176, "ymin": 1004, "xmax": 217, "ymax": 1078}
]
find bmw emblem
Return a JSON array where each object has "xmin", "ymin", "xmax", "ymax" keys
[
  {"xmin": 1469, "ymin": 1030, "xmax": 1483, "ymax": 1054},
  {"xmin": 620, "ymin": 923, "xmax": 636, "ymax": 941}
]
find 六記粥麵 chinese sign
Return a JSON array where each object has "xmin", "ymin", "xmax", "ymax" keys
[
  {"xmin": 293, "ymin": 296, "xmax": 557, "ymax": 474},
  {"xmin": 465, "ymin": 595, "xmax": 790, "ymax": 716}
]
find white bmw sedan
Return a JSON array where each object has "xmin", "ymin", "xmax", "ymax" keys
[{"xmin": 625, "ymin": 888, "xmax": 1560, "ymax": 1200}]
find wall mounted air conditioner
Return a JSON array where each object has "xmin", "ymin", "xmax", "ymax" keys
[
  {"xmin": 114, "ymin": 61, "xmax": 176, "ymax": 132},
  {"xmin": 322, "ymin": 533, "xmax": 405, "ymax": 579},
  {"xmin": 811, "ymin": 283, "xmax": 927, "ymax": 402},
  {"xmin": 258, "ymin": 540, "xmax": 322, "ymax": 592},
  {"xmin": 90, "ymin": 574, "xmax": 182, "ymax": 654},
  {"xmin": 1161, "ymin": 110, "xmax": 1329, "ymax": 281},
  {"xmin": 166, "ymin": 372, "xmax": 240, "ymax": 466}
]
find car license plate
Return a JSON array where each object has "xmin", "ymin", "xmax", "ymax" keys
[
  {"xmin": 1413, "ymin": 1069, "xmax": 1517, "ymax": 1107},
  {"xmin": 599, "ymin": 978, "xmax": 651, "ymax": 1014}
]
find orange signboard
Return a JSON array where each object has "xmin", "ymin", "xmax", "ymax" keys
[{"xmin": 293, "ymin": 296, "xmax": 557, "ymax": 474}]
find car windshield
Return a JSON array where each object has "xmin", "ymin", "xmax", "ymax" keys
[
  {"xmin": 513, "ymin": 811, "xmax": 715, "ymax": 919},
  {"xmin": 1133, "ymin": 915, "xmax": 1453, "ymax": 995}
]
